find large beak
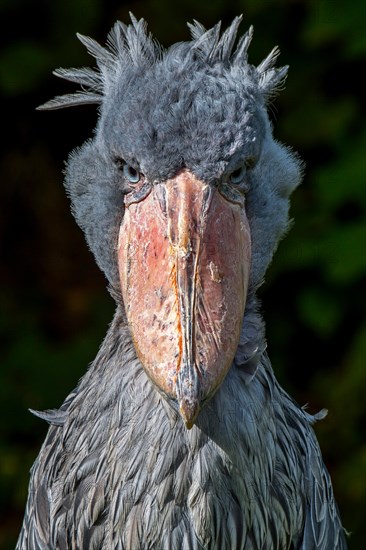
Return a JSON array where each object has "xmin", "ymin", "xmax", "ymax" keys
[{"xmin": 118, "ymin": 169, "xmax": 251, "ymax": 428}]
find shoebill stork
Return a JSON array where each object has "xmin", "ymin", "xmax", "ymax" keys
[{"xmin": 17, "ymin": 15, "xmax": 347, "ymax": 549}]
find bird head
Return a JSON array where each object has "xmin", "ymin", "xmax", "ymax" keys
[{"xmin": 40, "ymin": 15, "xmax": 302, "ymax": 428}]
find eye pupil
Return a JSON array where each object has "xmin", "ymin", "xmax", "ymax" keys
[{"xmin": 123, "ymin": 163, "xmax": 140, "ymax": 184}]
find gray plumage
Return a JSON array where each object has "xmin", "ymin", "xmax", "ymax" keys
[{"xmin": 17, "ymin": 15, "xmax": 347, "ymax": 549}]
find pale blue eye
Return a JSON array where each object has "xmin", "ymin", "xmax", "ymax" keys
[
  {"xmin": 229, "ymin": 166, "xmax": 246, "ymax": 185},
  {"xmin": 123, "ymin": 164, "xmax": 140, "ymax": 184}
]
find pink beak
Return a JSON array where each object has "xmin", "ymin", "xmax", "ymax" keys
[{"xmin": 118, "ymin": 169, "xmax": 251, "ymax": 428}]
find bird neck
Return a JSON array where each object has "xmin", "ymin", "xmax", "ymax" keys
[{"xmin": 76, "ymin": 299, "xmax": 273, "ymax": 443}]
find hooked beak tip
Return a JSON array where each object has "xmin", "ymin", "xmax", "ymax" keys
[{"xmin": 179, "ymin": 396, "xmax": 201, "ymax": 430}]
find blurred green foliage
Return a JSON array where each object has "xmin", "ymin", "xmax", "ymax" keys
[{"xmin": 1, "ymin": 0, "xmax": 365, "ymax": 548}]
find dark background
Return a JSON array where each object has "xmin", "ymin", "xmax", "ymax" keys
[{"xmin": 1, "ymin": 0, "xmax": 365, "ymax": 548}]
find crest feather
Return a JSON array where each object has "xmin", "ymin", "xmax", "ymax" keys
[
  {"xmin": 53, "ymin": 68, "xmax": 102, "ymax": 90},
  {"xmin": 77, "ymin": 33, "xmax": 115, "ymax": 69},
  {"xmin": 192, "ymin": 22, "xmax": 222, "ymax": 60},
  {"xmin": 187, "ymin": 20, "xmax": 207, "ymax": 41},
  {"xmin": 215, "ymin": 15, "xmax": 243, "ymax": 61},
  {"xmin": 257, "ymin": 46, "xmax": 281, "ymax": 74},
  {"xmin": 123, "ymin": 16, "xmax": 157, "ymax": 66},
  {"xmin": 232, "ymin": 25, "xmax": 253, "ymax": 63},
  {"xmin": 37, "ymin": 92, "xmax": 102, "ymax": 111}
]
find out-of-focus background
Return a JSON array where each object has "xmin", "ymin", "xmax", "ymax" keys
[{"xmin": 1, "ymin": 0, "xmax": 365, "ymax": 547}]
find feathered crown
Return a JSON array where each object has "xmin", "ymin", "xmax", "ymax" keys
[{"xmin": 39, "ymin": 14, "xmax": 288, "ymax": 111}]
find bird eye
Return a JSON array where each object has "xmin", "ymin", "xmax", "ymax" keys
[
  {"xmin": 123, "ymin": 164, "xmax": 141, "ymax": 185},
  {"xmin": 229, "ymin": 166, "xmax": 246, "ymax": 185}
]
